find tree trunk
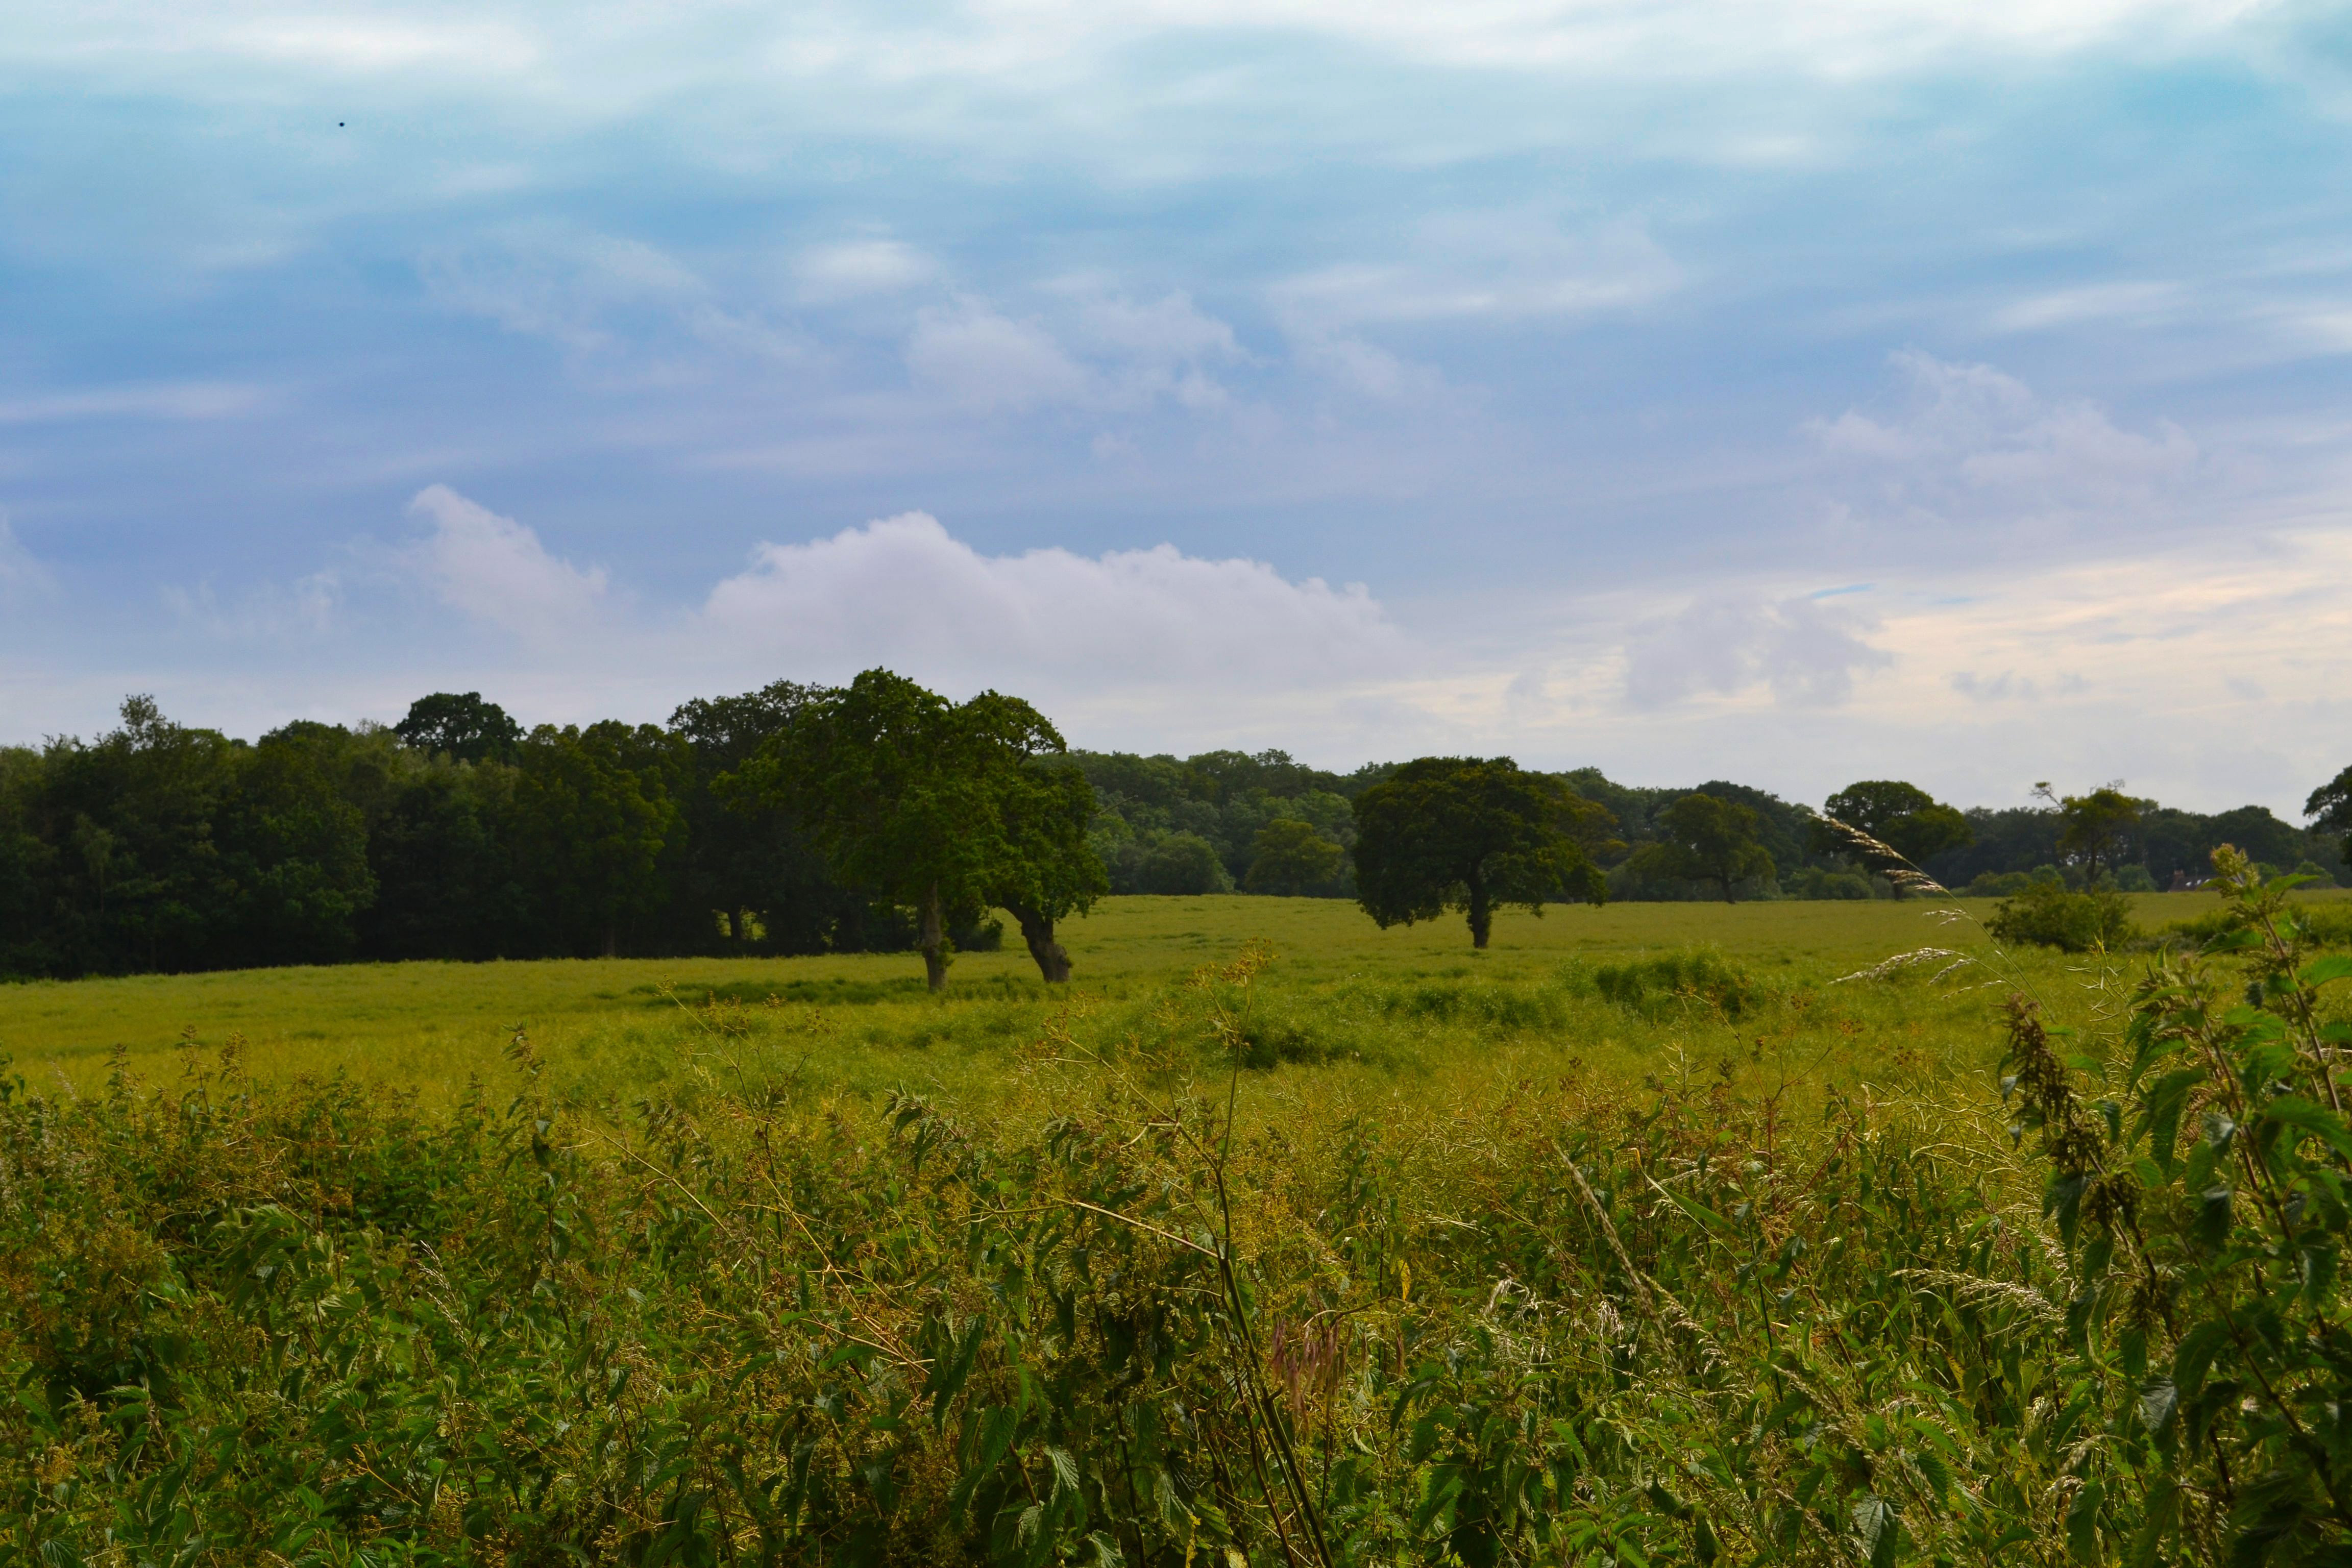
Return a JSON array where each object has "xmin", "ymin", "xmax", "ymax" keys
[
  {"xmin": 919, "ymin": 883, "xmax": 948, "ymax": 992},
  {"xmin": 1466, "ymin": 872, "xmax": 1491, "ymax": 949},
  {"xmin": 1719, "ymin": 875, "xmax": 1736, "ymax": 904},
  {"xmin": 725, "ymin": 908, "xmax": 743, "ymax": 944},
  {"xmin": 1005, "ymin": 900, "xmax": 1072, "ymax": 983}
]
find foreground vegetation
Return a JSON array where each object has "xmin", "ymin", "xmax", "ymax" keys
[{"xmin": 11, "ymin": 879, "xmax": 2352, "ymax": 1563}]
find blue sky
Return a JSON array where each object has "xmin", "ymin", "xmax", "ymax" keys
[{"xmin": 5, "ymin": 1, "xmax": 2351, "ymax": 811}]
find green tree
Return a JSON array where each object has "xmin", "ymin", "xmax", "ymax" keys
[
  {"xmin": 1630, "ymin": 792, "xmax": 1776, "ymax": 902},
  {"xmin": 2306, "ymin": 764, "xmax": 2352, "ymax": 865},
  {"xmin": 513, "ymin": 722, "xmax": 683, "ymax": 958},
  {"xmin": 1352, "ymin": 757, "xmax": 1608, "ymax": 948},
  {"xmin": 217, "ymin": 722, "xmax": 377, "ymax": 965},
  {"xmin": 1818, "ymin": 779, "xmax": 1973, "ymax": 893},
  {"xmin": 1244, "ymin": 818, "xmax": 1343, "ymax": 895},
  {"xmin": 1134, "ymin": 832, "xmax": 1231, "ymax": 895},
  {"xmin": 2044, "ymin": 781, "xmax": 2145, "ymax": 885},
  {"xmin": 667, "ymin": 681, "xmax": 863, "ymax": 954},
  {"xmin": 976, "ymin": 706, "xmax": 1109, "ymax": 983},
  {"xmin": 735, "ymin": 670, "xmax": 1104, "ymax": 990},
  {"xmin": 394, "ymin": 692, "xmax": 523, "ymax": 764}
]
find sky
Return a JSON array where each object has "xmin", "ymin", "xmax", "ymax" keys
[{"xmin": 4, "ymin": 0, "xmax": 2351, "ymax": 813}]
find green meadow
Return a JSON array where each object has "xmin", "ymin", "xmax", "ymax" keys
[
  {"xmin": 0, "ymin": 891, "xmax": 2218, "ymax": 1109},
  {"xmin": 14, "ymin": 885, "xmax": 2352, "ymax": 1565}
]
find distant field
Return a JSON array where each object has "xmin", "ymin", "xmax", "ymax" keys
[{"xmin": 0, "ymin": 889, "xmax": 2299, "ymax": 1112}]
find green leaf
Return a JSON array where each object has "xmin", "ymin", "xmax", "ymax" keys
[
  {"xmin": 2300, "ymin": 953, "xmax": 2352, "ymax": 989},
  {"xmin": 2195, "ymin": 1185, "xmax": 2234, "ymax": 1249},
  {"xmin": 2174, "ymin": 1320, "xmax": 2232, "ymax": 1397},
  {"xmin": 2259, "ymin": 1096, "xmax": 2352, "ymax": 1162},
  {"xmin": 2139, "ymin": 1376, "xmax": 2178, "ymax": 1437},
  {"xmin": 1853, "ymin": 1495, "xmax": 1900, "ymax": 1568},
  {"xmin": 2067, "ymin": 1479, "xmax": 2104, "ymax": 1564}
]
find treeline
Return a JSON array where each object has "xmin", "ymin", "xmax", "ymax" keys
[{"xmin": 1, "ymin": 679, "xmax": 2344, "ymax": 980}]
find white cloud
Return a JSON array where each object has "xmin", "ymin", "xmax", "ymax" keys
[
  {"xmin": 0, "ymin": 514, "xmax": 55, "ymax": 598},
  {"xmin": 163, "ymin": 572, "xmax": 341, "ymax": 640},
  {"xmin": 421, "ymin": 231, "xmax": 805, "ymax": 361},
  {"xmin": 1807, "ymin": 349, "xmax": 2199, "ymax": 525},
  {"xmin": 702, "ymin": 510, "xmax": 1403, "ymax": 690},
  {"xmin": 905, "ymin": 301, "xmax": 1094, "ymax": 412},
  {"xmin": 404, "ymin": 484, "xmax": 609, "ymax": 642},
  {"xmin": 795, "ymin": 240, "xmax": 937, "ymax": 303},
  {"xmin": 0, "ymin": 382, "xmax": 267, "ymax": 424},
  {"xmin": 1622, "ymin": 593, "xmax": 1895, "ymax": 710},
  {"xmin": 904, "ymin": 289, "xmax": 1247, "ymax": 413},
  {"xmin": 1271, "ymin": 213, "xmax": 1678, "ymax": 329}
]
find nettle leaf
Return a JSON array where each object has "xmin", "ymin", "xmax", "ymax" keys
[
  {"xmin": 2301, "ymin": 953, "xmax": 2352, "ymax": 990},
  {"xmin": 1853, "ymin": 1494, "xmax": 1899, "ymax": 1568},
  {"xmin": 2138, "ymin": 1067, "xmax": 2207, "ymax": 1173},
  {"xmin": 2260, "ymin": 1096, "xmax": 2352, "ymax": 1163},
  {"xmin": 2067, "ymin": 1479, "xmax": 2104, "ymax": 1564},
  {"xmin": 2174, "ymin": 1321, "xmax": 2232, "ymax": 1398},
  {"xmin": 2195, "ymin": 1185, "xmax": 2235, "ymax": 1250},
  {"xmin": 2139, "ymin": 1377, "xmax": 2179, "ymax": 1439}
]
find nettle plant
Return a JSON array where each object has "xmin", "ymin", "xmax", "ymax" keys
[{"xmin": 2003, "ymin": 847, "xmax": 2352, "ymax": 1565}]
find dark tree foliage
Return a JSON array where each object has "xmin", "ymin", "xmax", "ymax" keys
[
  {"xmin": 1817, "ymin": 779, "xmax": 1972, "ymax": 894},
  {"xmin": 1628, "ymin": 792, "xmax": 1777, "ymax": 903},
  {"xmin": 731, "ymin": 671, "xmax": 1105, "ymax": 989},
  {"xmin": 1352, "ymin": 757, "xmax": 1608, "ymax": 948},
  {"xmin": 2308, "ymin": 764, "xmax": 2352, "ymax": 862},
  {"xmin": 392, "ymin": 692, "xmax": 523, "ymax": 764}
]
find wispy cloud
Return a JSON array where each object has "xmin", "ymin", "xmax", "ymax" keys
[{"xmin": 0, "ymin": 383, "xmax": 267, "ymax": 424}]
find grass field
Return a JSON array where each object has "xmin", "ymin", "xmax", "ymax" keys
[
  {"xmin": 13, "ymin": 885, "xmax": 2351, "ymax": 1563},
  {"xmin": 0, "ymin": 891, "xmax": 2246, "ymax": 1111}
]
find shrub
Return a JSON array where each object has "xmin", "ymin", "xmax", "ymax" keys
[
  {"xmin": 1986, "ymin": 879, "xmax": 2134, "ymax": 951},
  {"xmin": 1783, "ymin": 865, "xmax": 1877, "ymax": 900},
  {"xmin": 1590, "ymin": 947, "xmax": 1761, "ymax": 1018}
]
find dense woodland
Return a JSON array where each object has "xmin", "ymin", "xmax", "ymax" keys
[{"xmin": 0, "ymin": 680, "xmax": 2342, "ymax": 979}]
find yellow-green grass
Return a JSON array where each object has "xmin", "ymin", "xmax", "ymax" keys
[{"xmin": 1, "ymin": 890, "xmax": 2331, "ymax": 1120}]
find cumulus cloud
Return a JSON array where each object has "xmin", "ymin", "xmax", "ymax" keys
[
  {"xmin": 702, "ymin": 510, "xmax": 1402, "ymax": 689},
  {"xmin": 405, "ymin": 484, "xmax": 609, "ymax": 642},
  {"xmin": 1807, "ymin": 349, "xmax": 2197, "ymax": 508},
  {"xmin": 1622, "ymin": 593, "xmax": 1894, "ymax": 709}
]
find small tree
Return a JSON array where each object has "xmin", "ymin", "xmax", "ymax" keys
[
  {"xmin": 1244, "ymin": 818, "xmax": 1343, "ymax": 895},
  {"xmin": 1631, "ymin": 792, "xmax": 1775, "ymax": 902},
  {"xmin": 1352, "ymin": 757, "xmax": 1607, "ymax": 948},
  {"xmin": 2042, "ymin": 781, "xmax": 2145, "ymax": 885}
]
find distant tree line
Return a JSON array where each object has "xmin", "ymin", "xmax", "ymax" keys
[{"xmin": 3, "ymin": 677, "xmax": 2345, "ymax": 979}]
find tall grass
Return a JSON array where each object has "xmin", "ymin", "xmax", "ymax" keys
[{"xmin": 8, "ymin": 879, "xmax": 2352, "ymax": 1561}]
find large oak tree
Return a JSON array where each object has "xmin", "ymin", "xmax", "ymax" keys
[
  {"xmin": 1351, "ymin": 757, "xmax": 1607, "ymax": 948},
  {"xmin": 733, "ymin": 670, "xmax": 1105, "ymax": 989}
]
